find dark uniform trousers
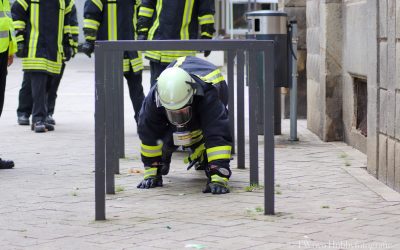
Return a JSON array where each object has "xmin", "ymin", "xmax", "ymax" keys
[
  {"xmin": 150, "ymin": 61, "xmax": 168, "ymax": 87},
  {"xmin": 17, "ymin": 63, "xmax": 66, "ymax": 118},
  {"xmin": 124, "ymin": 70, "xmax": 144, "ymax": 123},
  {"xmin": 18, "ymin": 64, "xmax": 144, "ymax": 122},
  {"xmin": 0, "ymin": 50, "xmax": 9, "ymax": 117},
  {"xmin": 25, "ymin": 72, "xmax": 53, "ymax": 123}
]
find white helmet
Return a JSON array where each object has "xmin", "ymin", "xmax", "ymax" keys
[{"xmin": 156, "ymin": 67, "xmax": 194, "ymax": 110}]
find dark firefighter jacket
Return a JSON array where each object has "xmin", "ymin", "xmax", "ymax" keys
[
  {"xmin": 11, "ymin": 0, "xmax": 75, "ymax": 75},
  {"xmin": 138, "ymin": 56, "xmax": 231, "ymax": 169},
  {"xmin": 137, "ymin": 0, "xmax": 215, "ymax": 64},
  {"xmin": 83, "ymin": 0, "xmax": 143, "ymax": 73}
]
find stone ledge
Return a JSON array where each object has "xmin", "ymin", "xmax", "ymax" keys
[{"xmin": 343, "ymin": 167, "xmax": 400, "ymax": 202}]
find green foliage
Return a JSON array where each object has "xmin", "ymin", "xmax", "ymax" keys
[
  {"xmin": 244, "ymin": 184, "xmax": 263, "ymax": 192},
  {"xmin": 116, "ymin": 185, "xmax": 125, "ymax": 192},
  {"xmin": 255, "ymin": 207, "xmax": 264, "ymax": 213}
]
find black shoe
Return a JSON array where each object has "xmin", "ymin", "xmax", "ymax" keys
[
  {"xmin": 17, "ymin": 115, "xmax": 30, "ymax": 125},
  {"xmin": 31, "ymin": 121, "xmax": 54, "ymax": 133},
  {"xmin": 32, "ymin": 121, "xmax": 46, "ymax": 133},
  {"xmin": 46, "ymin": 115, "xmax": 56, "ymax": 125},
  {"xmin": 45, "ymin": 122, "xmax": 55, "ymax": 131},
  {"xmin": 0, "ymin": 158, "xmax": 14, "ymax": 169}
]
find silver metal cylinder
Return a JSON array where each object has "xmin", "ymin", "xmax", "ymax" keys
[
  {"xmin": 246, "ymin": 10, "xmax": 288, "ymax": 135},
  {"xmin": 247, "ymin": 11, "xmax": 287, "ymax": 35}
]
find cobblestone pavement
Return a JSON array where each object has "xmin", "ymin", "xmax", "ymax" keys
[{"xmin": 1, "ymin": 55, "xmax": 400, "ymax": 250}]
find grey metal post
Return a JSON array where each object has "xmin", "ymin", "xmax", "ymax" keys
[
  {"xmin": 94, "ymin": 47, "xmax": 106, "ymax": 220},
  {"xmin": 248, "ymin": 50, "xmax": 259, "ymax": 185},
  {"xmin": 264, "ymin": 46, "xmax": 275, "ymax": 215},
  {"xmin": 112, "ymin": 53, "xmax": 124, "ymax": 174},
  {"xmin": 236, "ymin": 50, "xmax": 245, "ymax": 169},
  {"xmin": 105, "ymin": 51, "xmax": 123, "ymax": 194},
  {"xmin": 105, "ymin": 51, "xmax": 115, "ymax": 194},
  {"xmin": 289, "ymin": 21, "xmax": 299, "ymax": 141},
  {"xmin": 117, "ymin": 69, "xmax": 125, "ymax": 158},
  {"xmin": 227, "ymin": 51, "xmax": 236, "ymax": 155},
  {"xmin": 274, "ymin": 88, "xmax": 281, "ymax": 135}
]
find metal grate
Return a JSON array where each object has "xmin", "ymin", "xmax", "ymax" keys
[{"xmin": 94, "ymin": 40, "xmax": 276, "ymax": 220}]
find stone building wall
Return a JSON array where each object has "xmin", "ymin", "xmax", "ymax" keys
[
  {"xmin": 374, "ymin": 0, "xmax": 400, "ymax": 191},
  {"xmin": 342, "ymin": 0, "xmax": 368, "ymax": 153},
  {"xmin": 306, "ymin": 0, "xmax": 343, "ymax": 141},
  {"xmin": 306, "ymin": 0, "xmax": 400, "ymax": 192}
]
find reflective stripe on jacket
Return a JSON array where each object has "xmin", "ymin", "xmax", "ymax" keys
[
  {"xmin": 137, "ymin": 0, "xmax": 215, "ymax": 64},
  {"xmin": 0, "ymin": 0, "xmax": 17, "ymax": 55},
  {"xmin": 83, "ymin": 0, "xmax": 143, "ymax": 73}
]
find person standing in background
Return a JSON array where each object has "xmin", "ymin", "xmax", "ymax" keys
[
  {"xmin": 12, "ymin": 0, "xmax": 75, "ymax": 132},
  {"xmin": 0, "ymin": 0, "xmax": 17, "ymax": 168},
  {"xmin": 81, "ymin": 0, "xmax": 145, "ymax": 125},
  {"xmin": 15, "ymin": 3, "xmax": 79, "ymax": 126}
]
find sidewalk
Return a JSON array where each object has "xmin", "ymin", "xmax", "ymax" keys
[{"xmin": 1, "ymin": 55, "xmax": 400, "ymax": 250}]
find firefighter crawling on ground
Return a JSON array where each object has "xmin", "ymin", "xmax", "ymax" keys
[{"xmin": 137, "ymin": 56, "xmax": 232, "ymax": 195}]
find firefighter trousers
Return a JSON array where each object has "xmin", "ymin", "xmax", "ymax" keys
[
  {"xmin": 0, "ymin": 50, "xmax": 9, "ymax": 117},
  {"xmin": 28, "ymin": 72, "xmax": 53, "ymax": 123},
  {"xmin": 149, "ymin": 61, "xmax": 168, "ymax": 87},
  {"xmin": 124, "ymin": 70, "xmax": 145, "ymax": 124},
  {"xmin": 17, "ymin": 63, "xmax": 66, "ymax": 118}
]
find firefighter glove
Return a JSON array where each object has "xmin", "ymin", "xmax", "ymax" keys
[
  {"xmin": 16, "ymin": 42, "xmax": 25, "ymax": 58},
  {"xmin": 203, "ymin": 165, "xmax": 231, "ymax": 194},
  {"xmin": 64, "ymin": 46, "xmax": 73, "ymax": 62},
  {"xmin": 200, "ymin": 35, "xmax": 212, "ymax": 57},
  {"xmin": 81, "ymin": 40, "xmax": 95, "ymax": 58},
  {"xmin": 203, "ymin": 174, "xmax": 230, "ymax": 194},
  {"xmin": 137, "ymin": 166, "xmax": 163, "ymax": 189}
]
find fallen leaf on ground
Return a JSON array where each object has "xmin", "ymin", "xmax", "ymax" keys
[{"xmin": 128, "ymin": 168, "xmax": 143, "ymax": 174}]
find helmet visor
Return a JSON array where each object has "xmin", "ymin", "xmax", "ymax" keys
[{"xmin": 165, "ymin": 106, "xmax": 192, "ymax": 126}]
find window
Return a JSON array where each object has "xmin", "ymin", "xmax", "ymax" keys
[{"xmin": 353, "ymin": 77, "xmax": 368, "ymax": 137}]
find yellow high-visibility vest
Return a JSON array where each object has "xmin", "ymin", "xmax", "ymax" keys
[{"xmin": 0, "ymin": 0, "xmax": 17, "ymax": 55}]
